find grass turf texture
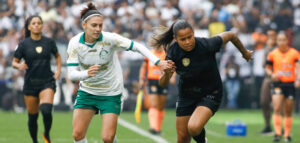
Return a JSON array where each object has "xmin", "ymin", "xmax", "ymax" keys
[{"xmin": 0, "ymin": 109, "xmax": 299, "ymax": 143}]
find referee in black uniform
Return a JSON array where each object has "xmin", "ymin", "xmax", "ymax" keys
[
  {"xmin": 12, "ymin": 15, "xmax": 61, "ymax": 143},
  {"xmin": 152, "ymin": 20, "xmax": 252, "ymax": 143}
]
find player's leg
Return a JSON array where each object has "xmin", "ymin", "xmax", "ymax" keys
[
  {"xmin": 272, "ymin": 93, "xmax": 284, "ymax": 142},
  {"xmin": 24, "ymin": 95, "xmax": 39, "ymax": 143},
  {"xmin": 73, "ymin": 108, "xmax": 96, "ymax": 142},
  {"xmin": 176, "ymin": 116, "xmax": 191, "ymax": 143},
  {"xmin": 39, "ymin": 88, "xmax": 55, "ymax": 143},
  {"xmin": 283, "ymin": 98, "xmax": 294, "ymax": 142},
  {"xmin": 157, "ymin": 95, "xmax": 167, "ymax": 134},
  {"xmin": 259, "ymin": 78, "xmax": 272, "ymax": 134},
  {"xmin": 101, "ymin": 113, "xmax": 119, "ymax": 143},
  {"xmin": 148, "ymin": 93, "xmax": 160, "ymax": 133},
  {"xmin": 188, "ymin": 106, "xmax": 212, "ymax": 143}
]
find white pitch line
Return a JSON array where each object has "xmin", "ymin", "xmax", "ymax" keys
[
  {"xmin": 118, "ymin": 118, "xmax": 169, "ymax": 143},
  {"xmin": 206, "ymin": 129, "xmax": 226, "ymax": 138}
]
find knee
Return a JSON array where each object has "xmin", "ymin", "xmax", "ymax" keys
[
  {"xmin": 177, "ymin": 135, "xmax": 190, "ymax": 143},
  {"xmin": 285, "ymin": 110, "xmax": 293, "ymax": 117},
  {"xmin": 102, "ymin": 134, "xmax": 115, "ymax": 143},
  {"xmin": 187, "ymin": 124, "xmax": 202, "ymax": 137},
  {"xmin": 40, "ymin": 103, "xmax": 53, "ymax": 114},
  {"xmin": 273, "ymin": 106, "xmax": 281, "ymax": 114},
  {"xmin": 72, "ymin": 131, "xmax": 85, "ymax": 141}
]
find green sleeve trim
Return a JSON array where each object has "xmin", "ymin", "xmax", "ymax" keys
[
  {"xmin": 128, "ymin": 41, "xmax": 134, "ymax": 51},
  {"xmin": 154, "ymin": 60, "xmax": 161, "ymax": 65},
  {"xmin": 67, "ymin": 63, "xmax": 79, "ymax": 66}
]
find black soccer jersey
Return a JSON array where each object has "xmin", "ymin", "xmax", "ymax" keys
[
  {"xmin": 166, "ymin": 36, "xmax": 223, "ymax": 97},
  {"xmin": 14, "ymin": 36, "xmax": 58, "ymax": 85}
]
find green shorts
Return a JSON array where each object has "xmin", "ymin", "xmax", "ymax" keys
[{"xmin": 74, "ymin": 89, "xmax": 122, "ymax": 115}]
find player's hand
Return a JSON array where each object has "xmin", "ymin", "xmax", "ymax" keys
[
  {"xmin": 54, "ymin": 70, "xmax": 61, "ymax": 80},
  {"xmin": 138, "ymin": 78, "xmax": 145, "ymax": 89},
  {"xmin": 18, "ymin": 61, "xmax": 28, "ymax": 70},
  {"xmin": 242, "ymin": 50, "xmax": 253, "ymax": 62},
  {"xmin": 295, "ymin": 80, "xmax": 300, "ymax": 88},
  {"xmin": 271, "ymin": 74, "xmax": 280, "ymax": 82},
  {"xmin": 157, "ymin": 60, "xmax": 176, "ymax": 72},
  {"xmin": 87, "ymin": 65, "xmax": 101, "ymax": 77}
]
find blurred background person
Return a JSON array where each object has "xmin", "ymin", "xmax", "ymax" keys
[
  {"xmin": 265, "ymin": 31, "xmax": 300, "ymax": 142},
  {"xmin": 139, "ymin": 45, "xmax": 176, "ymax": 135},
  {"xmin": 12, "ymin": 15, "xmax": 61, "ymax": 143}
]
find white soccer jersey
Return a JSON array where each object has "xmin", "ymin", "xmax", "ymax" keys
[{"xmin": 67, "ymin": 32, "xmax": 159, "ymax": 96}]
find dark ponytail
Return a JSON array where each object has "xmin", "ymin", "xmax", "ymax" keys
[
  {"xmin": 150, "ymin": 20, "xmax": 193, "ymax": 51},
  {"xmin": 24, "ymin": 15, "xmax": 43, "ymax": 38}
]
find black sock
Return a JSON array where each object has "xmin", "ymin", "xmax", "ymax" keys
[
  {"xmin": 192, "ymin": 128, "xmax": 206, "ymax": 143},
  {"xmin": 40, "ymin": 104, "xmax": 53, "ymax": 140},
  {"xmin": 28, "ymin": 113, "xmax": 39, "ymax": 143}
]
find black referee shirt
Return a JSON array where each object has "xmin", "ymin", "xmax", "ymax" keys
[
  {"xmin": 166, "ymin": 36, "xmax": 223, "ymax": 97},
  {"xmin": 14, "ymin": 36, "xmax": 58, "ymax": 85}
]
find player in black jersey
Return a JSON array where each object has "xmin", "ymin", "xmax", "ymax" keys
[
  {"xmin": 12, "ymin": 15, "xmax": 61, "ymax": 143},
  {"xmin": 152, "ymin": 20, "xmax": 252, "ymax": 143}
]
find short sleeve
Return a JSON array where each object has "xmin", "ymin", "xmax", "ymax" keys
[
  {"xmin": 50, "ymin": 39, "xmax": 58, "ymax": 56},
  {"xmin": 66, "ymin": 39, "xmax": 79, "ymax": 66},
  {"xmin": 14, "ymin": 42, "xmax": 24, "ymax": 59},
  {"xmin": 294, "ymin": 49, "xmax": 300, "ymax": 62},
  {"xmin": 266, "ymin": 52, "xmax": 274, "ymax": 65},
  {"xmin": 112, "ymin": 33, "xmax": 134, "ymax": 51},
  {"xmin": 144, "ymin": 57, "xmax": 149, "ymax": 62},
  {"xmin": 202, "ymin": 36, "xmax": 223, "ymax": 53}
]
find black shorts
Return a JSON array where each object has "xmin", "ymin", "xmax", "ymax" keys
[
  {"xmin": 271, "ymin": 82, "xmax": 295, "ymax": 99},
  {"xmin": 147, "ymin": 79, "xmax": 168, "ymax": 95},
  {"xmin": 23, "ymin": 78, "xmax": 56, "ymax": 97},
  {"xmin": 176, "ymin": 91, "xmax": 222, "ymax": 116}
]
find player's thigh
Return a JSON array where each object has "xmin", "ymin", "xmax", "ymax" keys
[
  {"xmin": 284, "ymin": 98, "xmax": 294, "ymax": 116},
  {"xmin": 188, "ymin": 106, "xmax": 213, "ymax": 132},
  {"xmin": 73, "ymin": 108, "xmax": 96, "ymax": 135},
  {"xmin": 101, "ymin": 113, "xmax": 118, "ymax": 137},
  {"xmin": 272, "ymin": 94, "xmax": 284, "ymax": 113},
  {"xmin": 39, "ymin": 88, "xmax": 55, "ymax": 104},
  {"xmin": 158, "ymin": 95, "xmax": 167, "ymax": 110},
  {"xmin": 176, "ymin": 116, "xmax": 191, "ymax": 138},
  {"xmin": 148, "ymin": 94, "xmax": 160, "ymax": 108},
  {"xmin": 24, "ymin": 95, "xmax": 39, "ymax": 114}
]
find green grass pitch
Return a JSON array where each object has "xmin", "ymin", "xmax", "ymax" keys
[{"xmin": 0, "ymin": 109, "xmax": 299, "ymax": 143}]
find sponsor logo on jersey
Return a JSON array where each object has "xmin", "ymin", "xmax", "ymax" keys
[
  {"xmin": 88, "ymin": 49, "xmax": 97, "ymax": 52},
  {"xmin": 182, "ymin": 58, "xmax": 190, "ymax": 67},
  {"xmin": 35, "ymin": 46, "xmax": 42, "ymax": 54}
]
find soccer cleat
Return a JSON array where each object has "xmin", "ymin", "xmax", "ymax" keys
[
  {"xmin": 149, "ymin": 128, "xmax": 162, "ymax": 135},
  {"xmin": 273, "ymin": 134, "xmax": 281, "ymax": 142},
  {"xmin": 259, "ymin": 127, "xmax": 273, "ymax": 135},
  {"xmin": 43, "ymin": 133, "xmax": 51, "ymax": 143},
  {"xmin": 284, "ymin": 136, "xmax": 292, "ymax": 142}
]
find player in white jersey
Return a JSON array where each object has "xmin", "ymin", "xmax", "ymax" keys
[{"xmin": 68, "ymin": 3, "xmax": 174, "ymax": 143}]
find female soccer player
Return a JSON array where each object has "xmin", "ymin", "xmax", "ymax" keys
[
  {"xmin": 155, "ymin": 20, "xmax": 252, "ymax": 143},
  {"xmin": 67, "ymin": 3, "xmax": 173, "ymax": 143},
  {"xmin": 265, "ymin": 32, "xmax": 300, "ymax": 142},
  {"xmin": 139, "ymin": 46, "xmax": 176, "ymax": 135},
  {"xmin": 12, "ymin": 15, "xmax": 62, "ymax": 143}
]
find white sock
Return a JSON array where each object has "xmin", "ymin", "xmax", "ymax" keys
[{"xmin": 74, "ymin": 137, "xmax": 88, "ymax": 143}]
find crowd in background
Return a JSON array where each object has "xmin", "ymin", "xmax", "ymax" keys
[{"xmin": 1, "ymin": 0, "xmax": 300, "ymax": 112}]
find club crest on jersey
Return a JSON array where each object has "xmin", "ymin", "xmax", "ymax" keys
[
  {"xmin": 182, "ymin": 58, "xmax": 190, "ymax": 67},
  {"xmin": 99, "ymin": 49, "xmax": 109, "ymax": 59},
  {"xmin": 35, "ymin": 46, "xmax": 42, "ymax": 54}
]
